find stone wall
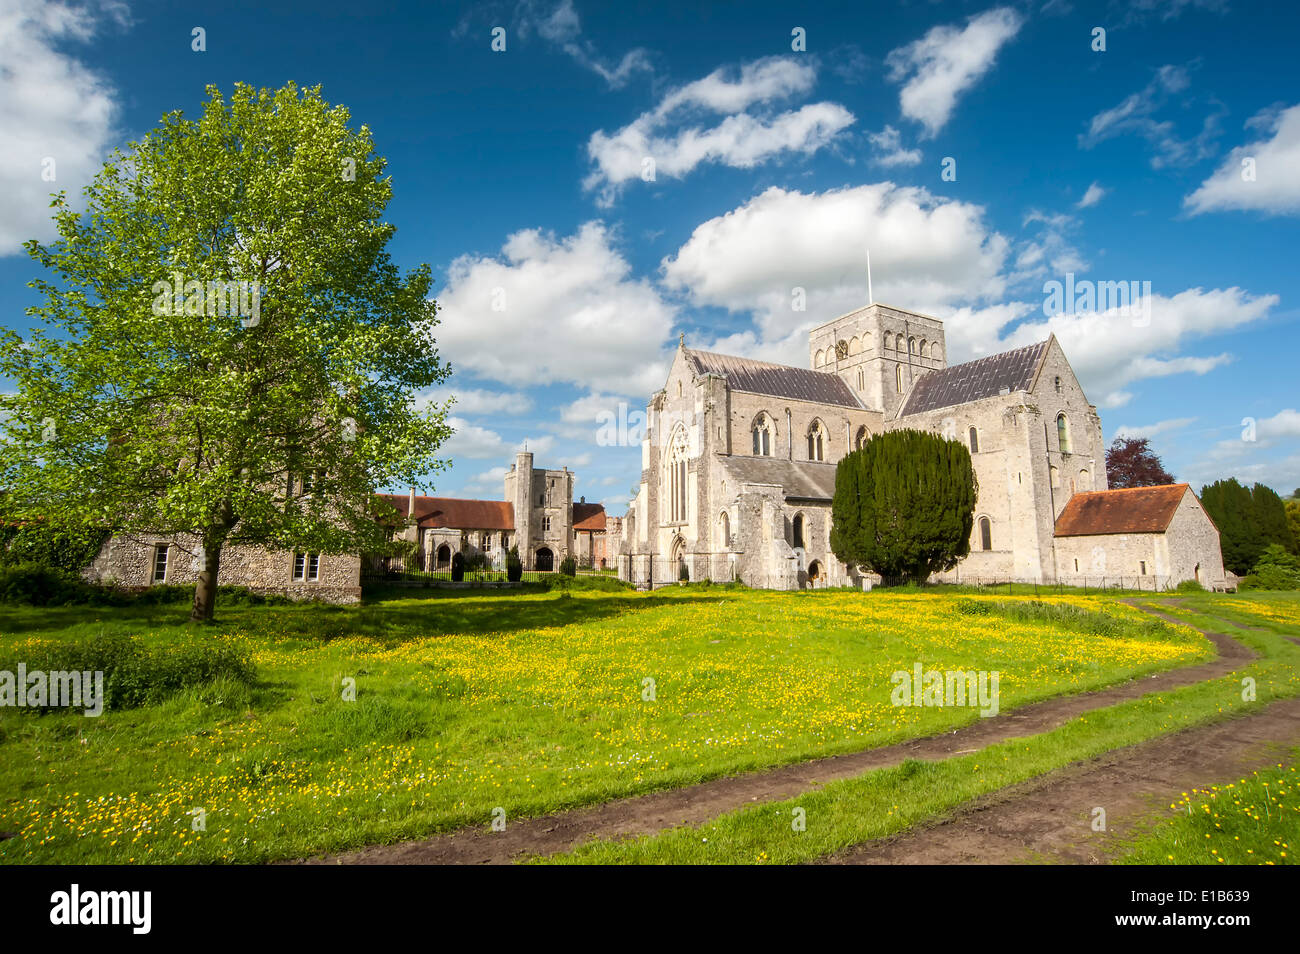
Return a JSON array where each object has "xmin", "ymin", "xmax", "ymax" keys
[{"xmin": 85, "ymin": 532, "xmax": 361, "ymax": 603}]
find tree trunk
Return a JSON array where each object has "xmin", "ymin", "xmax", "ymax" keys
[{"xmin": 190, "ymin": 539, "xmax": 223, "ymax": 623}]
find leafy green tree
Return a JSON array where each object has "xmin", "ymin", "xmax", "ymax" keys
[
  {"xmin": 1244, "ymin": 544, "xmax": 1300, "ymax": 590},
  {"xmin": 0, "ymin": 83, "xmax": 451, "ymax": 622},
  {"xmin": 830, "ymin": 430, "xmax": 977, "ymax": 583},
  {"xmin": 1286, "ymin": 500, "xmax": 1300, "ymax": 555}
]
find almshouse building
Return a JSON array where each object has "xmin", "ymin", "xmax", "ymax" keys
[{"xmin": 84, "ymin": 450, "xmax": 615, "ymax": 602}]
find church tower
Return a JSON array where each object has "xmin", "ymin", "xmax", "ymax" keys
[{"xmin": 807, "ymin": 303, "xmax": 948, "ymax": 418}]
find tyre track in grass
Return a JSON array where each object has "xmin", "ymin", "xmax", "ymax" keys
[
  {"xmin": 823, "ymin": 697, "xmax": 1300, "ymax": 865},
  {"xmin": 295, "ymin": 602, "xmax": 1252, "ymax": 865},
  {"xmin": 823, "ymin": 603, "xmax": 1299, "ymax": 865}
]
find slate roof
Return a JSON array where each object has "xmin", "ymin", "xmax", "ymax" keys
[
  {"xmin": 375, "ymin": 494, "xmax": 515, "ymax": 530},
  {"xmin": 899, "ymin": 339, "xmax": 1050, "ymax": 416},
  {"xmin": 684, "ymin": 349, "xmax": 863, "ymax": 409},
  {"xmin": 1053, "ymin": 484, "xmax": 1191, "ymax": 537},
  {"xmin": 720, "ymin": 455, "xmax": 840, "ymax": 501}
]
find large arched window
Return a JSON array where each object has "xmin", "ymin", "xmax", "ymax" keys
[
  {"xmin": 895, "ymin": 365, "xmax": 904, "ymax": 393},
  {"xmin": 814, "ymin": 349, "xmax": 825, "ymax": 368},
  {"xmin": 792, "ymin": 512, "xmax": 805, "ymax": 549},
  {"xmin": 919, "ymin": 339, "xmax": 928, "ymax": 358},
  {"xmin": 806, "ymin": 419, "xmax": 827, "ymax": 461},
  {"xmin": 1057, "ymin": 413, "xmax": 1072, "ymax": 454},
  {"xmin": 968, "ymin": 426, "xmax": 980, "ymax": 453},
  {"xmin": 1078, "ymin": 467, "xmax": 1092, "ymax": 491},
  {"xmin": 854, "ymin": 425, "xmax": 870, "ymax": 450},
  {"xmin": 718, "ymin": 511, "xmax": 731, "ymax": 549},
  {"xmin": 978, "ymin": 517, "xmax": 992, "ymax": 551},
  {"xmin": 751, "ymin": 413, "xmax": 774, "ymax": 457},
  {"xmin": 666, "ymin": 426, "xmax": 688, "ymax": 522},
  {"xmin": 883, "ymin": 333, "xmax": 893, "ymax": 350},
  {"xmin": 908, "ymin": 337, "xmax": 916, "ymax": 355}
]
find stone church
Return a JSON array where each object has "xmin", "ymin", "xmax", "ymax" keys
[{"xmin": 617, "ymin": 301, "xmax": 1227, "ymax": 590}]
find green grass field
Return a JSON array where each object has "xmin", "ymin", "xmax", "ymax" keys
[
  {"xmin": 539, "ymin": 593, "xmax": 1300, "ymax": 865},
  {"xmin": 0, "ymin": 584, "xmax": 1216, "ymax": 864}
]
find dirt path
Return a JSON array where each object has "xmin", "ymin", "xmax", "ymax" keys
[
  {"xmin": 824, "ymin": 695, "xmax": 1300, "ymax": 864},
  {"xmin": 297, "ymin": 601, "xmax": 1256, "ymax": 865}
]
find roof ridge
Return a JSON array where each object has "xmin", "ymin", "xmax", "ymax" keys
[{"xmin": 1076, "ymin": 483, "xmax": 1189, "ymax": 495}]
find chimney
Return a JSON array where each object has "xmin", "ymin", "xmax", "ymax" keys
[{"xmin": 408, "ymin": 487, "xmax": 415, "ymax": 519}]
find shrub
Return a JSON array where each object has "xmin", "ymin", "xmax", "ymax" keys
[
  {"xmin": 450, "ymin": 551, "xmax": 465, "ymax": 582},
  {"xmin": 1, "ymin": 633, "xmax": 257, "ymax": 711},
  {"xmin": 506, "ymin": 546, "xmax": 522, "ymax": 582},
  {"xmin": 559, "ymin": 554, "xmax": 576, "ymax": 577},
  {"xmin": 0, "ymin": 562, "xmax": 86, "ymax": 606},
  {"xmin": 1241, "ymin": 543, "xmax": 1300, "ymax": 590},
  {"xmin": 1174, "ymin": 578, "xmax": 1205, "ymax": 593},
  {"xmin": 0, "ymin": 524, "xmax": 108, "ymax": 573}
]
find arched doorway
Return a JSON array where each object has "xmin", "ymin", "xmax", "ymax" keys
[
  {"xmin": 807, "ymin": 560, "xmax": 821, "ymax": 584},
  {"xmin": 436, "ymin": 544, "xmax": 451, "ymax": 569},
  {"xmin": 670, "ymin": 536, "xmax": 686, "ymax": 581},
  {"xmin": 536, "ymin": 547, "xmax": 554, "ymax": 572}
]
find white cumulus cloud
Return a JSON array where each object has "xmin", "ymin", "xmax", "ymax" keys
[
  {"xmin": 584, "ymin": 57, "xmax": 854, "ymax": 205},
  {"xmin": 885, "ymin": 6, "xmax": 1024, "ymax": 139},
  {"xmin": 0, "ymin": 0, "xmax": 126, "ymax": 255},
  {"xmin": 1185, "ymin": 103, "xmax": 1300, "ymax": 216},
  {"xmin": 435, "ymin": 221, "xmax": 675, "ymax": 397}
]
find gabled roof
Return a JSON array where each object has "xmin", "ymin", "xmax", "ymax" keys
[
  {"xmin": 1054, "ymin": 484, "xmax": 1191, "ymax": 537},
  {"xmin": 573, "ymin": 502, "xmax": 606, "ymax": 531},
  {"xmin": 720, "ymin": 455, "xmax": 840, "ymax": 501},
  {"xmin": 375, "ymin": 494, "xmax": 515, "ymax": 530},
  {"xmin": 683, "ymin": 348, "xmax": 863, "ymax": 409},
  {"xmin": 899, "ymin": 339, "xmax": 1050, "ymax": 416}
]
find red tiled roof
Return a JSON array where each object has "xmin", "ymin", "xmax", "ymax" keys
[
  {"xmin": 1054, "ymin": 484, "xmax": 1191, "ymax": 537},
  {"xmin": 573, "ymin": 502, "xmax": 606, "ymax": 531},
  {"xmin": 375, "ymin": 494, "xmax": 515, "ymax": 530}
]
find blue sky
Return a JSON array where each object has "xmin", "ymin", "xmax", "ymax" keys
[{"xmin": 3, "ymin": 0, "xmax": 1299, "ymax": 510}]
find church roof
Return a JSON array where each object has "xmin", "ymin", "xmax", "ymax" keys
[
  {"xmin": 684, "ymin": 348, "xmax": 863, "ymax": 409},
  {"xmin": 1053, "ymin": 484, "xmax": 1192, "ymax": 537},
  {"xmin": 375, "ymin": 494, "xmax": 515, "ymax": 530},
  {"xmin": 720, "ymin": 456, "xmax": 840, "ymax": 501},
  {"xmin": 899, "ymin": 339, "xmax": 1050, "ymax": 416}
]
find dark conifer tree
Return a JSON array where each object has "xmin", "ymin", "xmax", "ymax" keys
[{"xmin": 831, "ymin": 430, "xmax": 976, "ymax": 583}]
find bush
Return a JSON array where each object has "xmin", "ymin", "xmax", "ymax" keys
[
  {"xmin": 0, "ymin": 562, "xmax": 87, "ymax": 606},
  {"xmin": 0, "ymin": 632, "xmax": 257, "ymax": 711},
  {"xmin": 1240, "ymin": 544, "xmax": 1300, "ymax": 590},
  {"xmin": 0, "ymin": 524, "xmax": 108, "ymax": 573},
  {"xmin": 1175, "ymin": 578, "xmax": 1206, "ymax": 593},
  {"xmin": 559, "ymin": 554, "xmax": 576, "ymax": 577},
  {"xmin": 506, "ymin": 546, "xmax": 522, "ymax": 582},
  {"xmin": 450, "ymin": 551, "xmax": 465, "ymax": 582},
  {"xmin": 679, "ymin": 562, "xmax": 690, "ymax": 582}
]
